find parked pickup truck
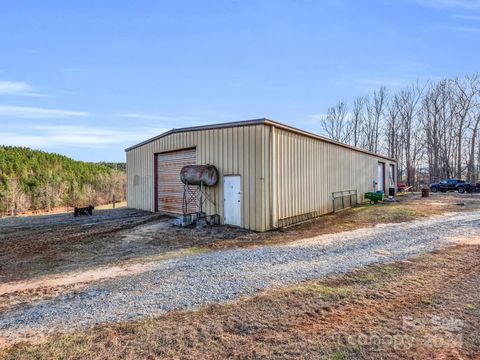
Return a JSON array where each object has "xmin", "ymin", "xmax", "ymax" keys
[{"xmin": 429, "ymin": 179, "xmax": 472, "ymax": 193}]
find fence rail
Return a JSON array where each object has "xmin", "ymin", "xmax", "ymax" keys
[{"xmin": 332, "ymin": 189, "xmax": 358, "ymax": 212}]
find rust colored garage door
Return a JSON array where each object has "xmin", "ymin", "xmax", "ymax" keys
[{"xmin": 157, "ymin": 148, "xmax": 197, "ymax": 214}]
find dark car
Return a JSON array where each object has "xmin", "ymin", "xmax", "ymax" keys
[{"xmin": 429, "ymin": 179, "xmax": 471, "ymax": 193}]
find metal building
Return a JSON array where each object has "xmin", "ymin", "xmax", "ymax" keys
[{"xmin": 125, "ymin": 119, "xmax": 396, "ymax": 231}]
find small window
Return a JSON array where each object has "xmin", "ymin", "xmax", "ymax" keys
[{"xmin": 133, "ymin": 175, "xmax": 140, "ymax": 186}]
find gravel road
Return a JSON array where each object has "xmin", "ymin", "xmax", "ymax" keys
[{"xmin": 1, "ymin": 211, "xmax": 480, "ymax": 343}]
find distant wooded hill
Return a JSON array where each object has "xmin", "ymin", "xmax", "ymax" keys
[
  {"xmin": 0, "ymin": 146, "xmax": 126, "ymax": 215},
  {"xmin": 97, "ymin": 162, "xmax": 127, "ymax": 172}
]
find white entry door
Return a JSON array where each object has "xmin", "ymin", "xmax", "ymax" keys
[{"xmin": 224, "ymin": 176, "xmax": 241, "ymax": 227}]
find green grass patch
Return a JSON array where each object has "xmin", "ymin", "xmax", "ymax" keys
[
  {"xmin": 294, "ymin": 284, "xmax": 354, "ymax": 300},
  {"xmin": 350, "ymin": 265, "xmax": 400, "ymax": 285},
  {"xmin": 330, "ymin": 351, "xmax": 347, "ymax": 360},
  {"xmin": 379, "ymin": 265, "xmax": 400, "ymax": 275},
  {"xmin": 353, "ymin": 272, "xmax": 377, "ymax": 283},
  {"xmin": 466, "ymin": 303, "xmax": 478, "ymax": 310},
  {"xmin": 374, "ymin": 207, "xmax": 420, "ymax": 222},
  {"xmin": 350, "ymin": 204, "xmax": 370, "ymax": 212},
  {"xmin": 329, "ymin": 346, "xmax": 363, "ymax": 360},
  {"xmin": 348, "ymin": 203, "xmax": 422, "ymax": 223},
  {"xmin": 185, "ymin": 246, "xmax": 210, "ymax": 255}
]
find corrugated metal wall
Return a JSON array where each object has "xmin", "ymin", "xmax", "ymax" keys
[
  {"xmin": 126, "ymin": 122, "xmax": 396, "ymax": 232},
  {"xmin": 126, "ymin": 125, "xmax": 270, "ymax": 231},
  {"xmin": 270, "ymin": 126, "xmax": 396, "ymax": 227}
]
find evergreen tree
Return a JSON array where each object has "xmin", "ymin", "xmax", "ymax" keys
[{"xmin": 0, "ymin": 146, "xmax": 126, "ymax": 214}]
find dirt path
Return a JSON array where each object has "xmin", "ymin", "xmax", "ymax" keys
[
  {"xmin": 0, "ymin": 208, "xmax": 248, "ymax": 283},
  {"xmin": 0, "ymin": 246, "xmax": 208, "ymax": 313},
  {"xmin": 0, "ymin": 208, "xmax": 166, "ymax": 282},
  {"xmin": 1, "ymin": 210, "xmax": 479, "ymax": 348}
]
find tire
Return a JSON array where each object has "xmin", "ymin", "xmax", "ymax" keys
[
  {"xmin": 458, "ymin": 187, "xmax": 465, "ymax": 194},
  {"xmin": 430, "ymin": 187, "xmax": 438, "ymax": 193}
]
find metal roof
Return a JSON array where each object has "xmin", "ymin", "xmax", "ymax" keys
[{"xmin": 125, "ymin": 118, "xmax": 396, "ymax": 162}]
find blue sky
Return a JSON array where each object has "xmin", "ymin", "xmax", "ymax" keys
[{"xmin": 0, "ymin": 0, "xmax": 479, "ymax": 162}]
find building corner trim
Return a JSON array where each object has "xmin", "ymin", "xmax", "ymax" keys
[{"xmin": 271, "ymin": 124, "xmax": 277, "ymax": 229}]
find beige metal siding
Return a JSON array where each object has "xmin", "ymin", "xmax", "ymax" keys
[
  {"xmin": 126, "ymin": 125, "xmax": 269, "ymax": 231},
  {"xmin": 157, "ymin": 148, "xmax": 196, "ymax": 214},
  {"xmin": 126, "ymin": 121, "xmax": 396, "ymax": 231},
  {"xmin": 271, "ymin": 126, "xmax": 396, "ymax": 227}
]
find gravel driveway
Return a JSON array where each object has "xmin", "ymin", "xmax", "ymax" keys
[{"xmin": 1, "ymin": 211, "xmax": 480, "ymax": 343}]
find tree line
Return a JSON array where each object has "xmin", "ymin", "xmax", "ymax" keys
[
  {"xmin": 0, "ymin": 146, "xmax": 126, "ymax": 215},
  {"xmin": 320, "ymin": 74, "xmax": 480, "ymax": 187}
]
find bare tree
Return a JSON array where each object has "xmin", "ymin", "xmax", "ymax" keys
[
  {"xmin": 421, "ymin": 81, "xmax": 446, "ymax": 182},
  {"xmin": 363, "ymin": 87, "xmax": 387, "ymax": 153},
  {"xmin": 467, "ymin": 110, "xmax": 480, "ymax": 183},
  {"xmin": 349, "ymin": 96, "xmax": 365, "ymax": 147},
  {"xmin": 453, "ymin": 74, "xmax": 480, "ymax": 180},
  {"xmin": 320, "ymin": 74, "xmax": 480, "ymax": 187},
  {"xmin": 385, "ymin": 94, "xmax": 402, "ymax": 160},
  {"xmin": 398, "ymin": 82, "xmax": 424, "ymax": 186},
  {"xmin": 320, "ymin": 101, "xmax": 349, "ymax": 142},
  {"xmin": 5, "ymin": 178, "xmax": 28, "ymax": 215}
]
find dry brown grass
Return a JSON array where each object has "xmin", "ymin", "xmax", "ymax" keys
[
  {"xmin": 2, "ymin": 244, "xmax": 479, "ymax": 360},
  {"xmin": 209, "ymin": 193, "xmax": 480, "ymax": 250}
]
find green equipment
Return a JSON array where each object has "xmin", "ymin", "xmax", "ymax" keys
[{"xmin": 365, "ymin": 191, "xmax": 383, "ymax": 204}]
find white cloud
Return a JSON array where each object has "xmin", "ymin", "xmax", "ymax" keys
[
  {"xmin": 0, "ymin": 124, "xmax": 168, "ymax": 148},
  {"xmin": 118, "ymin": 113, "xmax": 176, "ymax": 121},
  {"xmin": 117, "ymin": 111, "xmax": 239, "ymax": 127},
  {"xmin": 118, "ymin": 113, "xmax": 202, "ymax": 123},
  {"xmin": 0, "ymin": 81, "xmax": 42, "ymax": 96},
  {"xmin": 0, "ymin": 105, "xmax": 89, "ymax": 118}
]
